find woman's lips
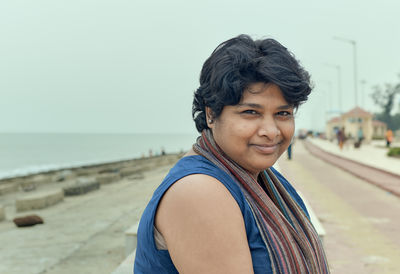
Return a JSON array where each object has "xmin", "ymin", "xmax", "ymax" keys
[{"xmin": 251, "ymin": 143, "xmax": 279, "ymax": 154}]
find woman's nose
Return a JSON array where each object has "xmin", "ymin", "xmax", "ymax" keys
[{"xmin": 258, "ymin": 117, "xmax": 281, "ymax": 140}]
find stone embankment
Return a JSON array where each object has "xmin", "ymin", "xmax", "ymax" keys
[
  {"xmin": 0, "ymin": 153, "xmax": 182, "ymax": 221},
  {"xmin": 0, "ymin": 153, "xmax": 182, "ymax": 274}
]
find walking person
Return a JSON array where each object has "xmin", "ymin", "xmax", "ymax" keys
[
  {"xmin": 287, "ymin": 138, "xmax": 295, "ymax": 160},
  {"xmin": 287, "ymin": 143, "xmax": 293, "ymax": 160},
  {"xmin": 386, "ymin": 129, "xmax": 393, "ymax": 147},
  {"xmin": 355, "ymin": 127, "xmax": 363, "ymax": 148},
  {"xmin": 338, "ymin": 127, "xmax": 346, "ymax": 150}
]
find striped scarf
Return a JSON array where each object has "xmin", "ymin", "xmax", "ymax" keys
[{"xmin": 193, "ymin": 130, "xmax": 329, "ymax": 274}]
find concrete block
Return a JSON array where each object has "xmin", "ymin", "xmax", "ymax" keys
[
  {"xmin": 0, "ymin": 205, "xmax": 5, "ymax": 221},
  {"xmin": 31, "ymin": 174, "xmax": 53, "ymax": 186},
  {"xmin": 96, "ymin": 173, "xmax": 121, "ymax": 185},
  {"xmin": 125, "ymin": 222, "xmax": 139, "ymax": 256},
  {"xmin": 63, "ymin": 177, "xmax": 100, "ymax": 196},
  {"xmin": 127, "ymin": 173, "xmax": 144, "ymax": 180},
  {"xmin": 0, "ymin": 183, "xmax": 18, "ymax": 195},
  {"xmin": 53, "ymin": 170, "xmax": 75, "ymax": 182},
  {"xmin": 75, "ymin": 168, "xmax": 98, "ymax": 177},
  {"xmin": 16, "ymin": 189, "xmax": 64, "ymax": 212},
  {"xmin": 120, "ymin": 166, "xmax": 144, "ymax": 177},
  {"xmin": 98, "ymin": 167, "xmax": 119, "ymax": 174},
  {"xmin": 18, "ymin": 175, "xmax": 51, "ymax": 192},
  {"xmin": 19, "ymin": 181, "xmax": 36, "ymax": 192}
]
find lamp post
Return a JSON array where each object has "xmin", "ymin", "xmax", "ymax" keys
[
  {"xmin": 360, "ymin": 79, "xmax": 367, "ymax": 109},
  {"xmin": 333, "ymin": 36, "xmax": 358, "ymax": 107},
  {"xmin": 324, "ymin": 63, "xmax": 343, "ymax": 113},
  {"xmin": 321, "ymin": 80, "xmax": 333, "ymax": 122},
  {"xmin": 324, "ymin": 81, "xmax": 333, "ymax": 112}
]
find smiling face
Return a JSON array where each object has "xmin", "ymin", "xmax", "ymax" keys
[{"xmin": 206, "ymin": 83, "xmax": 295, "ymax": 178}]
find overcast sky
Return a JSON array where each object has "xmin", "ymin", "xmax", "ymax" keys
[{"xmin": 1, "ymin": 0, "xmax": 399, "ymax": 134}]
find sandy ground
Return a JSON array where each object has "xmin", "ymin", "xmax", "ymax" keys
[{"xmin": 0, "ymin": 155, "xmax": 179, "ymax": 274}]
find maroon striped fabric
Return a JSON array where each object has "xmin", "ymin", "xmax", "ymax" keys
[{"xmin": 193, "ymin": 130, "xmax": 330, "ymax": 274}]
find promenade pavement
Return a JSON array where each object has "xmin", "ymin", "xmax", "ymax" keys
[
  {"xmin": 277, "ymin": 141, "xmax": 400, "ymax": 273},
  {"xmin": 307, "ymin": 138, "xmax": 399, "ymax": 176},
  {"xmin": 0, "ymin": 162, "xmax": 176, "ymax": 274},
  {"xmin": 305, "ymin": 138, "xmax": 400, "ymax": 197}
]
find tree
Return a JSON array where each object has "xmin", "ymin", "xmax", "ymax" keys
[{"xmin": 371, "ymin": 74, "xmax": 400, "ymax": 130}]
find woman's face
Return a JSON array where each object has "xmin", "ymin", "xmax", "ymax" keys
[{"xmin": 207, "ymin": 83, "xmax": 294, "ymax": 178}]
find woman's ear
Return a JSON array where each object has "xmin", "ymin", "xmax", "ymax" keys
[{"xmin": 205, "ymin": 107, "xmax": 214, "ymax": 128}]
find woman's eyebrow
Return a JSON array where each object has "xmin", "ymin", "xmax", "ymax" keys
[
  {"xmin": 236, "ymin": 103, "xmax": 263, "ymax": 108},
  {"xmin": 237, "ymin": 103, "xmax": 294, "ymax": 109},
  {"xmin": 277, "ymin": 104, "xmax": 294, "ymax": 110}
]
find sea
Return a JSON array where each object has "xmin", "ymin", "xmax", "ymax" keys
[{"xmin": 0, "ymin": 133, "xmax": 199, "ymax": 180}]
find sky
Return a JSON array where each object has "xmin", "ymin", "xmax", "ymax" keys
[{"xmin": 1, "ymin": 0, "xmax": 399, "ymax": 134}]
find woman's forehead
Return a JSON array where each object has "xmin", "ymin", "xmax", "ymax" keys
[
  {"xmin": 241, "ymin": 84, "xmax": 286, "ymax": 101},
  {"xmin": 245, "ymin": 82, "xmax": 273, "ymax": 94}
]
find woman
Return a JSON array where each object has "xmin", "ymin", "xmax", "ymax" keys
[{"xmin": 134, "ymin": 35, "xmax": 329, "ymax": 273}]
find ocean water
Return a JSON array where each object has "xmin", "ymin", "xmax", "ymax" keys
[{"xmin": 0, "ymin": 133, "xmax": 198, "ymax": 179}]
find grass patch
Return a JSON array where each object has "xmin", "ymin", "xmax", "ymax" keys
[{"xmin": 387, "ymin": 147, "xmax": 400, "ymax": 158}]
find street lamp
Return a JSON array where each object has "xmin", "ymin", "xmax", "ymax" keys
[
  {"xmin": 322, "ymin": 80, "xmax": 333, "ymax": 112},
  {"xmin": 320, "ymin": 80, "xmax": 333, "ymax": 123},
  {"xmin": 333, "ymin": 36, "xmax": 358, "ymax": 107},
  {"xmin": 360, "ymin": 79, "xmax": 367, "ymax": 109},
  {"xmin": 324, "ymin": 63, "xmax": 343, "ymax": 113}
]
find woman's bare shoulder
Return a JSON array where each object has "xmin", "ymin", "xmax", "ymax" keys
[
  {"xmin": 155, "ymin": 173, "xmax": 239, "ymax": 232},
  {"xmin": 155, "ymin": 173, "xmax": 253, "ymax": 273}
]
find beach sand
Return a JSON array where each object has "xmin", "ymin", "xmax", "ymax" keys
[{"xmin": 0, "ymin": 154, "xmax": 181, "ymax": 274}]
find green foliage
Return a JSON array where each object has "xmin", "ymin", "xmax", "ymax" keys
[
  {"xmin": 371, "ymin": 74, "xmax": 400, "ymax": 131},
  {"xmin": 387, "ymin": 147, "xmax": 400, "ymax": 157},
  {"xmin": 392, "ymin": 113, "xmax": 400, "ymax": 130},
  {"xmin": 374, "ymin": 112, "xmax": 400, "ymax": 131}
]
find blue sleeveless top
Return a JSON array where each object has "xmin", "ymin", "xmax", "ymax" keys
[{"xmin": 134, "ymin": 155, "xmax": 309, "ymax": 273}]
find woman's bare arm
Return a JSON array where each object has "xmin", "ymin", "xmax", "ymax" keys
[{"xmin": 155, "ymin": 174, "xmax": 254, "ymax": 274}]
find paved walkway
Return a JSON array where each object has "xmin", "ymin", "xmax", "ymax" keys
[
  {"xmin": 278, "ymin": 141, "xmax": 400, "ymax": 273},
  {"xmin": 304, "ymin": 139, "xmax": 400, "ymax": 197},
  {"xmin": 0, "ymin": 164, "xmax": 174, "ymax": 274},
  {"xmin": 307, "ymin": 138, "xmax": 400, "ymax": 176}
]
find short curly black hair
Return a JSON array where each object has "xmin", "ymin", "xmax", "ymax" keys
[{"xmin": 192, "ymin": 34, "xmax": 312, "ymax": 133}]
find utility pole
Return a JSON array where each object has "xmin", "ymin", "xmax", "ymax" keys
[
  {"xmin": 324, "ymin": 63, "xmax": 343, "ymax": 113},
  {"xmin": 360, "ymin": 79, "xmax": 367, "ymax": 109},
  {"xmin": 333, "ymin": 36, "xmax": 358, "ymax": 107}
]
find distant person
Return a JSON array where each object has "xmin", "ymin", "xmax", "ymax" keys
[
  {"xmin": 134, "ymin": 35, "xmax": 329, "ymax": 273},
  {"xmin": 334, "ymin": 127, "xmax": 339, "ymax": 143},
  {"xmin": 337, "ymin": 127, "xmax": 346, "ymax": 150},
  {"xmin": 287, "ymin": 143, "xmax": 293, "ymax": 160},
  {"xmin": 355, "ymin": 127, "xmax": 363, "ymax": 148},
  {"xmin": 287, "ymin": 138, "xmax": 295, "ymax": 160},
  {"xmin": 386, "ymin": 129, "xmax": 393, "ymax": 147}
]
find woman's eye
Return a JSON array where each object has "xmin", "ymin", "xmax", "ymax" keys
[
  {"xmin": 242, "ymin": 110, "xmax": 258, "ymax": 115},
  {"xmin": 277, "ymin": 111, "xmax": 293, "ymax": 117}
]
